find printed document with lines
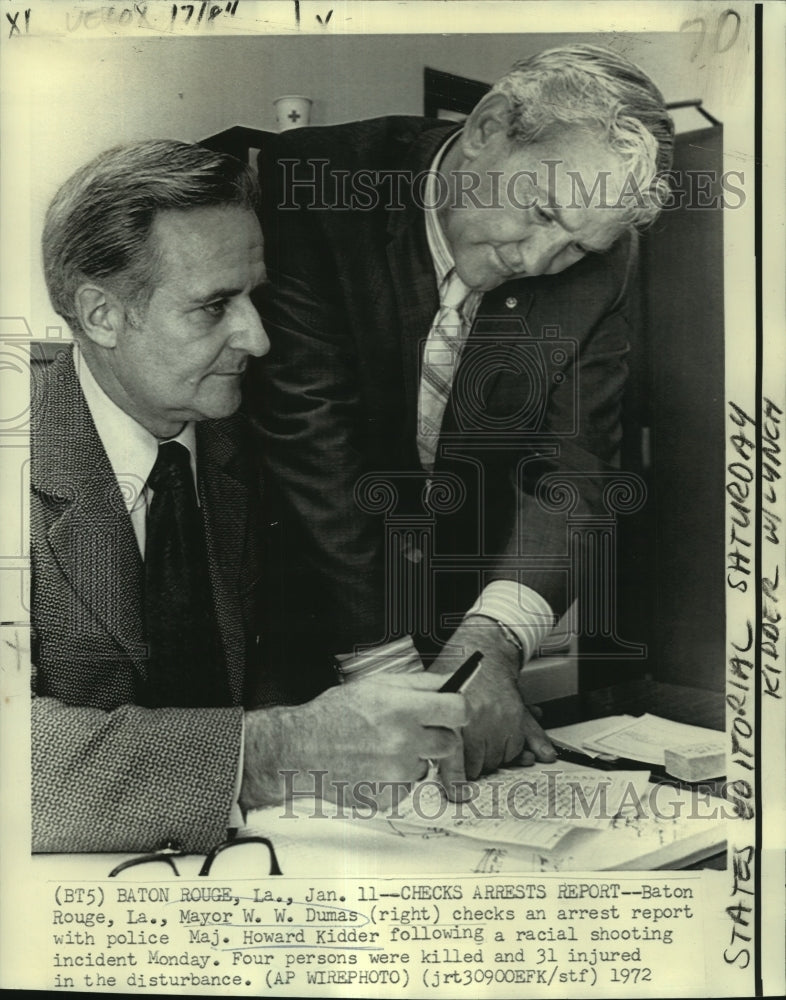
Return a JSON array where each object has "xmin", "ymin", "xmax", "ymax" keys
[
  {"xmin": 244, "ymin": 758, "xmax": 728, "ymax": 873},
  {"xmin": 389, "ymin": 764, "xmax": 653, "ymax": 845}
]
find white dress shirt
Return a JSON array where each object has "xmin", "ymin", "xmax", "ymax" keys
[{"xmin": 77, "ymin": 349, "xmax": 198, "ymax": 555}]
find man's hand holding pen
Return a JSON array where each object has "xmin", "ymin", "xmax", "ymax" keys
[
  {"xmin": 240, "ymin": 671, "xmax": 469, "ymax": 814},
  {"xmin": 429, "ymin": 618, "xmax": 557, "ymax": 794},
  {"xmin": 240, "ymin": 632, "xmax": 555, "ymax": 815}
]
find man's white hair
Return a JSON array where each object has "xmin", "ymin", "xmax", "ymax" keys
[{"xmin": 489, "ymin": 44, "xmax": 674, "ymax": 226}]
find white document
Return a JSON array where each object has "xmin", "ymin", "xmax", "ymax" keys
[
  {"xmin": 237, "ymin": 766, "xmax": 727, "ymax": 875},
  {"xmin": 582, "ymin": 713, "xmax": 726, "ymax": 766},
  {"xmin": 546, "ymin": 714, "xmax": 636, "ymax": 757},
  {"xmin": 390, "ymin": 763, "xmax": 653, "ymax": 845}
]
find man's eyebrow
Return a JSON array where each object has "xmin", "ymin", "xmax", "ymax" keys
[
  {"xmin": 550, "ymin": 205, "xmax": 616, "ymax": 254},
  {"xmin": 190, "ymin": 285, "xmax": 243, "ymax": 303},
  {"xmin": 188, "ymin": 277, "xmax": 270, "ymax": 305},
  {"xmin": 535, "ymin": 183, "xmax": 616, "ymax": 254}
]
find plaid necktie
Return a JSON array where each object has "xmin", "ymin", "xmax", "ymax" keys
[{"xmin": 417, "ymin": 269, "xmax": 470, "ymax": 471}]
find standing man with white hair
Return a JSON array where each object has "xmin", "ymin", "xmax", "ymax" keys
[{"xmin": 251, "ymin": 45, "xmax": 674, "ymax": 786}]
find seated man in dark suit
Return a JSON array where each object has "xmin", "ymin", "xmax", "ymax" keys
[
  {"xmin": 31, "ymin": 139, "xmax": 466, "ymax": 854},
  {"xmin": 251, "ymin": 45, "xmax": 674, "ymax": 781}
]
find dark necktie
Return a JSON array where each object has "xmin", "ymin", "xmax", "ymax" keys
[{"xmin": 142, "ymin": 440, "xmax": 230, "ymax": 707}]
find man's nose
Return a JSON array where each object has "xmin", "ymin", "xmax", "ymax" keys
[
  {"xmin": 497, "ymin": 244, "xmax": 526, "ymax": 274},
  {"xmin": 513, "ymin": 230, "xmax": 574, "ymax": 277},
  {"xmin": 231, "ymin": 299, "xmax": 271, "ymax": 357}
]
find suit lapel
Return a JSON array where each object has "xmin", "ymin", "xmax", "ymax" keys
[
  {"xmin": 386, "ymin": 230, "xmax": 438, "ymax": 443},
  {"xmin": 439, "ymin": 281, "xmax": 537, "ymax": 446},
  {"xmin": 31, "ymin": 349, "xmax": 147, "ymax": 672},
  {"xmin": 386, "ymin": 124, "xmax": 459, "ymax": 443},
  {"xmin": 32, "ymin": 349, "xmax": 260, "ymax": 704},
  {"xmin": 45, "ymin": 489, "xmax": 147, "ymax": 670},
  {"xmin": 197, "ymin": 418, "xmax": 257, "ymax": 704}
]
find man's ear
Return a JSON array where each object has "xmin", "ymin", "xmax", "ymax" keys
[
  {"xmin": 460, "ymin": 92, "xmax": 511, "ymax": 161},
  {"xmin": 74, "ymin": 283, "xmax": 126, "ymax": 348}
]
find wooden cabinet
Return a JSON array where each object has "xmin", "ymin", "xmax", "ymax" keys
[{"xmin": 582, "ymin": 124, "xmax": 726, "ymax": 693}]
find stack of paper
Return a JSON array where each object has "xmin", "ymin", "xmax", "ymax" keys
[
  {"xmin": 548, "ymin": 714, "xmax": 726, "ymax": 779},
  {"xmin": 546, "ymin": 715, "xmax": 635, "ymax": 758}
]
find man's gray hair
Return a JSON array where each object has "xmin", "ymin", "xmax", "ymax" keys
[
  {"xmin": 43, "ymin": 139, "xmax": 260, "ymax": 335},
  {"xmin": 490, "ymin": 44, "xmax": 674, "ymax": 226}
]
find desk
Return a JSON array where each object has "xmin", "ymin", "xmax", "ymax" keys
[
  {"xmin": 541, "ymin": 679, "xmax": 726, "ymax": 795},
  {"xmin": 33, "ymin": 679, "xmax": 728, "ymax": 877},
  {"xmin": 539, "ymin": 679, "xmax": 727, "ymax": 871},
  {"xmin": 539, "ymin": 678, "xmax": 724, "ymax": 731}
]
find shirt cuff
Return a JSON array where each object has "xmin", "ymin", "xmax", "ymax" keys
[
  {"xmin": 464, "ymin": 581, "xmax": 557, "ymax": 665},
  {"xmin": 228, "ymin": 716, "xmax": 246, "ymax": 830},
  {"xmin": 335, "ymin": 635, "xmax": 424, "ymax": 680}
]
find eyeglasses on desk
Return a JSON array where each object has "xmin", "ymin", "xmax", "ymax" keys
[{"xmin": 108, "ymin": 834, "xmax": 283, "ymax": 878}]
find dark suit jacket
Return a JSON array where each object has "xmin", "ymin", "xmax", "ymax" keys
[
  {"xmin": 30, "ymin": 347, "xmax": 269, "ymax": 853},
  {"xmin": 251, "ymin": 117, "xmax": 635, "ymax": 662}
]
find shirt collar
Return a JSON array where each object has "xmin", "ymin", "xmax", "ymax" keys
[
  {"xmin": 424, "ymin": 134, "xmax": 481, "ymax": 322},
  {"xmin": 424, "ymin": 133, "xmax": 460, "ymax": 288},
  {"xmin": 76, "ymin": 346, "xmax": 197, "ymax": 515}
]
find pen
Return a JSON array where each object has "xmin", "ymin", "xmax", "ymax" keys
[{"xmin": 438, "ymin": 650, "xmax": 483, "ymax": 693}]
